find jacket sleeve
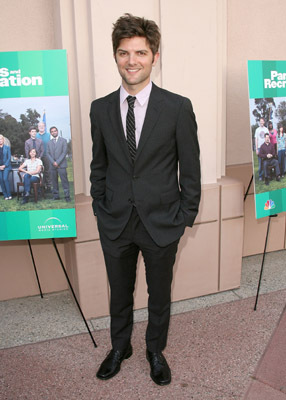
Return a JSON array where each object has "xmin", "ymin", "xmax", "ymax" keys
[
  {"xmin": 89, "ymin": 101, "xmax": 108, "ymax": 215},
  {"xmin": 56, "ymin": 138, "xmax": 68, "ymax": 166},
  {"xmin": 176, "ymin": 97, "xmax": 201, "ymax": 227}
]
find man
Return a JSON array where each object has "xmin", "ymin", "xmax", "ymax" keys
[
  {"xmin": 90, "ymin": 14, "xmax": 200, "ymax": 386},
  {"xmin": 255, "ymin": 118, "xmax": 269, "ymax": 181},
  {"xmin": 24, "ymin": 126, "xmax": 44, "ymax": 159},
  {"xmin": 259, "ymin": 133, "xmax": 280, "ymax": 185},
  {"xmin": 36, "ymin": 121, "xmax": 52, "ymax": 191},
  {"xmin": 46, "ymin": 126, "xmax": 70, "ymax": 202}
]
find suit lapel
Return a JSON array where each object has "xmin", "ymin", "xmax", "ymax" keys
[
  {"xmin": 135, "ymin": 84, "xmax": 164, "ymax": 161},
  {"xmin": 108, "ymin": 89, "xmax": 132, "ymax": 164},
  {"xmin": 107, "ymin": 85, "xmax": 164, "ymax": 164}
]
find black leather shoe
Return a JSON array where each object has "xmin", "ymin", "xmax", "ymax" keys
[
  {"xmin": 96, "ymin": 344, "xmax": 132, "ymax": 380},
  {"xmin": 146, "ymin": 350, "xmax": 171, "ymax": 386}
]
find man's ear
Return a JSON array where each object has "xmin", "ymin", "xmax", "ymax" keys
[
  {"xmin": 113, "ymin": 54, "xmax": 117, "ymax": 64},
  {"xmin": 152, "ymin": 52, "xmax": 160, "ymax": 67}
]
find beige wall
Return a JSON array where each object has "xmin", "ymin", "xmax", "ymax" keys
[
  {"xmin": 1, "ymin": 0, "xmax": 56, "ymax": 51},
  {"xmin": 226, "ymin": 0, "xmax": 286, "ymax": 166},
  {"xmin": 1, "ymin": 0, "xmax": 285, "ymax": 305},
  {"xmin": 3, "ymin": 0, "xmax": 286, "ymax": 179},
  {"xmin": 0, "ymin": 0, "xmax": 227, "ymax": 190},
  {"xmin": 161, "ymin": 0, "xmax": 227, "ymax": 182},
  {"xmin": 0, "ymin": 0, "xmax": 247, "ymax": 306}
]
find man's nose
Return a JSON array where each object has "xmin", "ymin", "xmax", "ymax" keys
[{"xmin": 128, "ymin": 54, "xmax": 137, "ymax": 65}]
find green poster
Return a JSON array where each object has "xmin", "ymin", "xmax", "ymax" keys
[
  {"xmin": 248, "ymin": 60, "xmax": 286, "ymax": 219},
  {"xmin": 0, "ymin": 50, "xmax": 76, "ymax": 240}
]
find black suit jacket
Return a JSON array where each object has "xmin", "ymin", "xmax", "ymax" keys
[{"xmin": 90, "ymin": 83, "xmax": 201, "ymax": 247}]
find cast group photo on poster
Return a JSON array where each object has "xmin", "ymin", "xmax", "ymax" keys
[
  {"xmin": 249, "ymin": 97, "xmax": 286, "ymax": 193},
  {"xmin": 0, "ymin": 96, "xmax": 74, "ymax": 211}
]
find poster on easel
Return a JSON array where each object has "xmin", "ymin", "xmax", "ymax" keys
[
  {"xmin": 248, "ymin": 60, "xmax": 286, "ymax": 219},
  {"xmin": 0, "ymin": 50, "xmax": 76, "ymax": 240}
]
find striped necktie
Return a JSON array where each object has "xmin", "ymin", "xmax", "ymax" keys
[{"xmin": 126, "ymin": 96, "xmax": 136, "ymax": 161}]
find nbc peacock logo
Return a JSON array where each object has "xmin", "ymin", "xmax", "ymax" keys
[{"xmin": 264, "ymin": 199, "xmax": 275, "ymax": 210}]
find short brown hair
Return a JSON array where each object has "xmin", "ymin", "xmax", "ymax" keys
[{"xmin": 112, "ymin": 13, "xmax": 161, "ymax": 56}]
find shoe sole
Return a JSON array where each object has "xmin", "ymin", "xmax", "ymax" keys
[{"xmin": 150, "ymin": 373, "xmax": 171, "ymax": 386}]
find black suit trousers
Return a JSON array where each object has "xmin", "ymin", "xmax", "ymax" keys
[{"xmin": 99, "ymin": 207, "xmax": 179, "ymax": 353}]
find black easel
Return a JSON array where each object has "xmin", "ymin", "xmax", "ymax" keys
[
  {"xmin": 254, "ymin": 214, "xmax": 277, "ymax": 310},
  {"xmin": 28, "ymin": 239, "xmax": 43, "ymax": 298},
  {"xmin": 244, "ymin": 174, "xmax": 278, "ymax": 310},
  {"xmin": 51, "ymin": 239, "xmax": 97, "ymax": 347},
  {"xmin": 28, "ymin": 239, "xmax": 97, "ymax": 348},
  {"xmin": 244, "ymin": 175, "xmax": 253, "ymax": 201}
]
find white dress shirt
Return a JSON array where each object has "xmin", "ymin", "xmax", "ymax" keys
[{"xmin": 120, "ymin": 81, "xmax": 152, "ymax": 147}]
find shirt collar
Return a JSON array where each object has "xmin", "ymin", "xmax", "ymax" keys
[{"xmin": 120, "ymin": 81, "xmax": 152, "ymax": 106}]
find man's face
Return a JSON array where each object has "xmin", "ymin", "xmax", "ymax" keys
[
  {"xmin": 50, "ymin": 128, "xmax": 58, "ymax": 138},
  {"xmin": 0, "ymin": 136, "xmax": 4, "ymax": 146},
  {"xmin": 265, "ymin": 135, "xmax": 270, "ymax": 144},
  {"xmin": 29, "ymin": 129, "xmax": 37, "ymax": 139},
  {"xmin": 38, "ymin": 122, "xmax": 45, "ymax": 134},
  {"xmin": 114, "ymin": 36, "xmax": 159, "ymax": 94},
  {"xmin": 259, "ymin": 119, "xmax": 265, "ymax": 127}
]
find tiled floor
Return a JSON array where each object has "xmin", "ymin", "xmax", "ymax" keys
[
  {"xmin": 244, "ymin": 301, "xmax": 286, "ymax": 400},
  {"xmin": 0, "ymin": 250, "xmax": 286, "ymax": 399}
]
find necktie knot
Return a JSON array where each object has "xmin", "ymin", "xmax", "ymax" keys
[{"xmin": 127, "ymin": 96, "xmax": 136, "ymax": 109}]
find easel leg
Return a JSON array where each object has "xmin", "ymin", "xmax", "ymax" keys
[
  {"xmin": 51, "ymin": 238, "xmax": 97, "ymax": 348},
  {"xmin": 254, "ymin": 214, "xmax": 277, "ymax": 310},
  {"xmin": 28, "ymin": 240, "xmax": 43, "ymax": 298},
  {"xmin": 244, "ymin": 175, "xmax": 253, "ymax": 201}
]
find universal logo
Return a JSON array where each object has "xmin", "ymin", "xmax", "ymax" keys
[{"xmin": 37, "ymin": 217, "xmax": 69, "ymax": 232}]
